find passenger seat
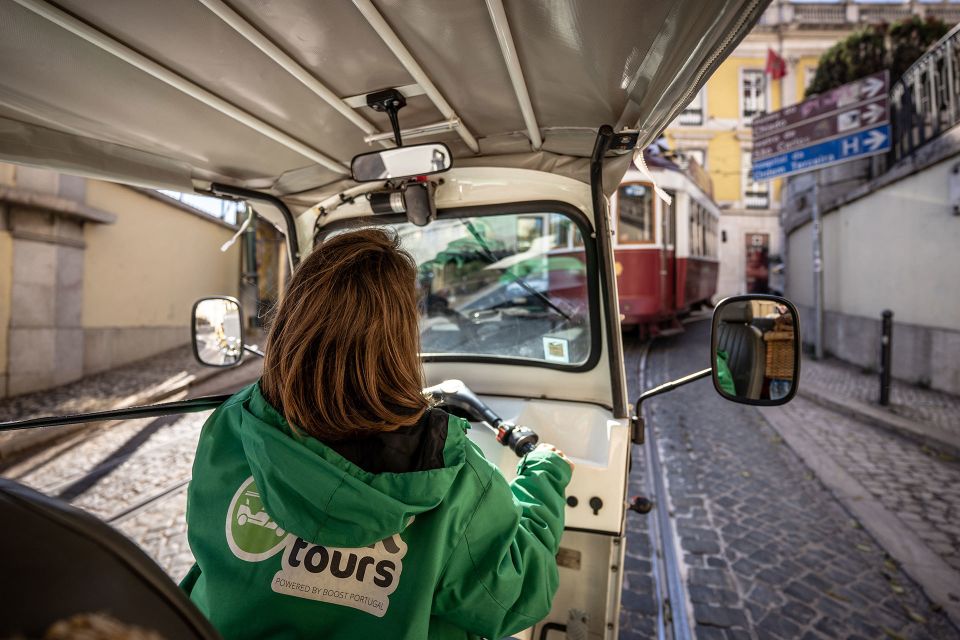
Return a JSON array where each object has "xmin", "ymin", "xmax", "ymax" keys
[
  {"xmin": 716, "ymin": 301, "xmax": 766, "ymax": 399},
  {"xmin": 0, "ymin": 478, "xmax": 220, "ymax": 639}
]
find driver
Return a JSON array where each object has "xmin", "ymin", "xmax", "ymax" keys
[{"xmin": 181, "ymin": 228, "xmax": 573, "ymax": 639}]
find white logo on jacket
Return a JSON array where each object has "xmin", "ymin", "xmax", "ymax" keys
[
  {"xmin": 271, "ymin": 532, "xmax": 408, "ymax": 617},
  {"xmin": 225, "ymin": 476, "xmax": 408, "ymax": 617}
]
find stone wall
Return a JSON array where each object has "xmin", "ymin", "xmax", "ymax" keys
[
  {"xmin": 796, "ymin": 304, "xmax": 960, "ymax": 394},
  {"xmin": 785, "ymin": 131, "xmax": 960, "ymax": 395},
  {"xmin": 0, "ymin": 163, "xmax": 240, "ymax": 398}
]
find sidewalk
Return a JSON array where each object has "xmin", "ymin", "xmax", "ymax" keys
[
  {"xmin": 762, "ymin": 356, "xmax": 960, "ymax": 628},
  {"xmin": 799, "ymin": 355, "xmax": 960, "ymax": 456},
  {"xmin": 0, "ymin": 345, "xmax": 259, "ymax": 460}
]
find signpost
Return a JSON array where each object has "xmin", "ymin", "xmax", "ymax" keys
[
  {"xmin": 751, "ymin": 71, "xmax": 890, "ymax": 181},
  {"xmin": 750, "ymin": 71, "xmax": 890, "ymax": 359}
]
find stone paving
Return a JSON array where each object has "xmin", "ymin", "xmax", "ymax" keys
[
  {"xmin": 1, "ymin": 409, "xmax": 205, "ymax": 581},
  {"xmin": 618, "ymin": 320, "xmax": 959, "ymax": 640},
  {"xmin": 773, "ymin": 396, "xmax": 960, "ymax": 574},
  {"xmin": 800, "ymin": 356, "xmax": 960, "ymax": 436},
  {"xmin": 0, "ymin": 345, "xmax": 205, "ymax": 423}
]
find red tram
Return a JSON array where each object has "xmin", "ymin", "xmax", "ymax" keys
[{"xmin": 613, "ymin": 152, "xmax": 720, "ymax": 336}]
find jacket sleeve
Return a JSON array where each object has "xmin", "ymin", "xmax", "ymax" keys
[{"xmin": 432, "ymin": 445, "xmax": 572, "ymax": 639}]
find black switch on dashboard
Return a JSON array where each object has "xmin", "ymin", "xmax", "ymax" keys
[
  {"xmin": 589, "ymin": 497, "xmax": 603, "ymax": 515},
  {"xmin": 566, "ymin": 496, "xmax": 579, "ymax": 508}
]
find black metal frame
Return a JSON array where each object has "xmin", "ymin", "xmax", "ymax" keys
[
  {"xmin": 209, "ymin": 183, "xmax": 300, "ymax": 267},
  {"xmin": 189, "ymin": 296, "xmax": 245, "ymax": 369},
  {"xmin": 710, "ymin": 294, "xmax": 801, "ymax": 406},
  {"xmin": 590, "ymin": 125, "xmax": 630, "ymax": 419},
  {"xmin": 0, "ymin": 395, "xmax": 233, "ymax": 433}
]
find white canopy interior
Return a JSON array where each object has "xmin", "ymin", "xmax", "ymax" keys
[{"xmin": 0, "ymin": 0, "xmax": 768, "ymax": 211}]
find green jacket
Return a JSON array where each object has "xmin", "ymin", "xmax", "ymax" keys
[{"xmin": 181, "ymin": 382, "xmax": 571, "ymax": 639}]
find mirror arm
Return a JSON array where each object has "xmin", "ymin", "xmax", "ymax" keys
[
  {"xmin": 243, "ymin": 344, "xmax": 265, "ymax": 358},
  {"xmin": 631, "ymin": 368, "xmax": 711, "ymax": 444}
]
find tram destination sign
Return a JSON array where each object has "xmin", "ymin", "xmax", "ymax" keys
[{"xmin": 751, "ymin": 71, "xmax": 890, "ymax": 181}]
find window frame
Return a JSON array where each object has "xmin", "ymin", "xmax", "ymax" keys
[
  {"xmin": 739, "ymin": 68, "xmax": 769, "ymax": 121},
  {"xmin": 613, "ymin": 181, "xmax": 658, "ymax": 247}
]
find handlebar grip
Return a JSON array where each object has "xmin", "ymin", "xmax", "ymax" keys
[{"xmin": 515, "ymin": 440, "xmax": 537, "ymax": 457}]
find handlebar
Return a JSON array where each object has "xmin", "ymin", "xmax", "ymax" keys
[{"xmin": 422, "ymin": 379, "xmax": 539, "ymax": 457}]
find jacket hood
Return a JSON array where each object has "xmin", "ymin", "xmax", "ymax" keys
[{"xmin": 237, "ymin": 383, "xmax": 466, "ymax": 548}]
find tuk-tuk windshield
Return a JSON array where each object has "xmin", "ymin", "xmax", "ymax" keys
[{"xmin": 340, "ymin": 211, "xmax": 593, "ymax": 367}]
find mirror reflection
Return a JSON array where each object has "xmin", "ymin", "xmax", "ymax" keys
[
  {"xmin": 193, "ymin": 297, "xmax": 243, "ymax": 367},
  {"xmin": 351, "ymin": 143, "xmax": 452, "ymax": 182},
  {"xmin": 713, "ymin": 297, "xmax": 798, "ymax": 404}
]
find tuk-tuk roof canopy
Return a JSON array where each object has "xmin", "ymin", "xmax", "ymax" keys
[{"xmin": 0, "ymin": 0, "xmax": 766, "ymax": 209}]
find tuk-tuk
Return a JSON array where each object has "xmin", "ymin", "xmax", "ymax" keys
[{"xmin": 0, "ymin": 1, "xmax": 802, "ymax": 638}]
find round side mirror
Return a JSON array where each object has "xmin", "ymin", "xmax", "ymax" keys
[
  {"xmin": 192, "ymin": 296, "xmax": 244, "ymax": 367},
  {"xmin": 711, "ymin": 294, "xmax": 800, "ymax": 406}
]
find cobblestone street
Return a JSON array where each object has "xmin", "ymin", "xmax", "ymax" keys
[
  {"xmin": 619, "ymin": 319, "xmax": 960, "ymax": 639},
  {"xmin": 2, "ymin": 321, "xmax": 959, "ymax": 638}
]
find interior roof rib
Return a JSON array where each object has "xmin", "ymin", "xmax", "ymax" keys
[
  {"xmin": 10, "ymin": 0, "xmax": 349, "ymax": 174},
  {"xmin": 350, "ymin": 0, "xmax": 481, "ymax": 154}
]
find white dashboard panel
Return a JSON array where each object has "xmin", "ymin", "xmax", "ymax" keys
[{"xmin": 465, "ymin": 395, "xmax": 629, "ymax": 533}]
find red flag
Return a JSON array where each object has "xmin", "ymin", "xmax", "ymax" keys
[{"xmin": 765, "ymin": 48, "xmax": 787, "ymax": 81}]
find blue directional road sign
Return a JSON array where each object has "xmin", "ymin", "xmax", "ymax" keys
[{"xmin": 752, "ymin": 124, "xmax": 890, "ymax": 181}]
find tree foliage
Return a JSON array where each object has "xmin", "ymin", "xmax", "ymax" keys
[{"xmin": 805, "ymin": 16, "xmax": 950, "ymax": 98}]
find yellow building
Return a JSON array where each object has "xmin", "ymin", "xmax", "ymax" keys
[{"xmin": 664, "ymin": 0, "xmax": 960, "ymax": 299}]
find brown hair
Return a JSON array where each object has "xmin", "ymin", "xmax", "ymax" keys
[{"xmin": 260, "ymin": 227, "xmax": 427, "ymax": 441}]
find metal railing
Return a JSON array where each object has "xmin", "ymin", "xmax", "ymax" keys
[
  {"xmin": 890, "ymin": 23, "xmax": 960, "ymax": 162},
  {"xmin": 792, "ymin": 3, "xmax": 847, "ymax": 25},
  {"xmin": 763, "ymin": 2, "xmax": 960, "ymax": 28},
  {"xmin": 744, "ymin": 191, "xmax": 771, "ymax": 209}
]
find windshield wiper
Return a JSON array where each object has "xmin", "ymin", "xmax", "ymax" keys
[{"xmin": 461, "ymin": 220, "xmax": 571, "ymax": 321}]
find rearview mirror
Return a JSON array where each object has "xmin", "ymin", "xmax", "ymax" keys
[
  {"xmin": 351, "ymin": 143, "xmax": 452, "ymax": 182},
  {"xmin": 711, "ymin": 294, "xmax": 800, "ymax": 405},
  {"xmin": 192, "ymin": 296, "xmax": 244, "ymax": 367}
]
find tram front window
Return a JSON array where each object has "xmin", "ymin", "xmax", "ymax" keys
[
  {"xmin": 389, "ymin": 212, "xmax": 592, "ymax": 366},
  {"xmin": 616, "ymin": 183, "xmax": 655, "ymax": 244}
]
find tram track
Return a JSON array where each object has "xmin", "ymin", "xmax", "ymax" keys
[
  {"xmin": 636, "ymin": 337, "xmax": 694, "ymax": 640},
  {"xmin": 105, "ymin": 477, "xmax": 191, "ymax": 525}
]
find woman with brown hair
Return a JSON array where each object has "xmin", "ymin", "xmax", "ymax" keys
[{"xmin": 181, "ymin": 228, "xmax": 573, "ymax": 639}]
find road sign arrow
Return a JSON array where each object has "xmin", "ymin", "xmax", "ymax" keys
[
  {"xmin": 861, "ymin": 76, "xmax": 885, "ymax": 99},
  {"xmin": 863, "ymin": 102, "xmax": 885, "ymax": 123},
  {"xmin": 863, "ymin": 128, "xmax": 887, "ymax": 151}
]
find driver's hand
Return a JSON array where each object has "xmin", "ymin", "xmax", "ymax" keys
[{"xmin": 536, "ymin": 443, "xmax": 574, "ymax": 471}]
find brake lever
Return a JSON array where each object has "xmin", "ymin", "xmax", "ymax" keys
[{"xmin": 422, "ymin": 379, "xmax": 539, "ymax": 457}]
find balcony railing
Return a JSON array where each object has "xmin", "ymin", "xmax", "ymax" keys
[
  {"xmin": 678, "ymin": 108, "xmax": 704, "ymax": 126},
  {"xmin": 792, "ymin": 3, "xmax": 847, "ymax": 25},
  {"xmin": 761, "ymin": 2, "xmax": 960, "ymax": 29},
  {"xmin": 890, "ymin": 23, "xmax": 960, "ymax": 162},
  {"xmin": 744, "ymin": 191, "xmax": 771, "ymax": 209}
]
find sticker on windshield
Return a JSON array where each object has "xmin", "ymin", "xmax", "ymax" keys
[
  {"xmin": 225, "ymin": 476, "xmax": 409, "ymax": 617},
  {"xmin": 543, "ymin": 336, "xmax": 570, "ymax": 363}
]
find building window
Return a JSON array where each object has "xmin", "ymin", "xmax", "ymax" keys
[
  {"xmin": 685, "ymin": 149, "xmax": 706, "ymax": 169},
  {"xmin": 679, "ymin": 89, "xmax": 705, "ymax": 125},
  {"xmin": 616, "ymin": 183, "xmax": 654, "ymax": 244},
  {"xmin": 742, "ymin": 152, "xmax": 770, "ymax": 209},
  {"xmin": 741, "ymin": 69, "xmax": 767, "ymax": 120},
  {"xmin": 158, "ymin": 190, "xmax": 240, "ymax": 224}
]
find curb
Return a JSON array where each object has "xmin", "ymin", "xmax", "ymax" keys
[
  {"xmin": 798, "ymin": 386, "xmax": 960, "ymax": 458},
  {"xmin": 760, "ymin": 405, "xmax": 960, "ymax": 629},
  {"xmin": 0, "ymin": 361, "xmax": 254, "ymax": 461}
]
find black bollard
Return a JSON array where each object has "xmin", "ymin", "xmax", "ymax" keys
[{"xmin": 879, "ymin": 310, "xmax": 893, "ymax": 406}]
